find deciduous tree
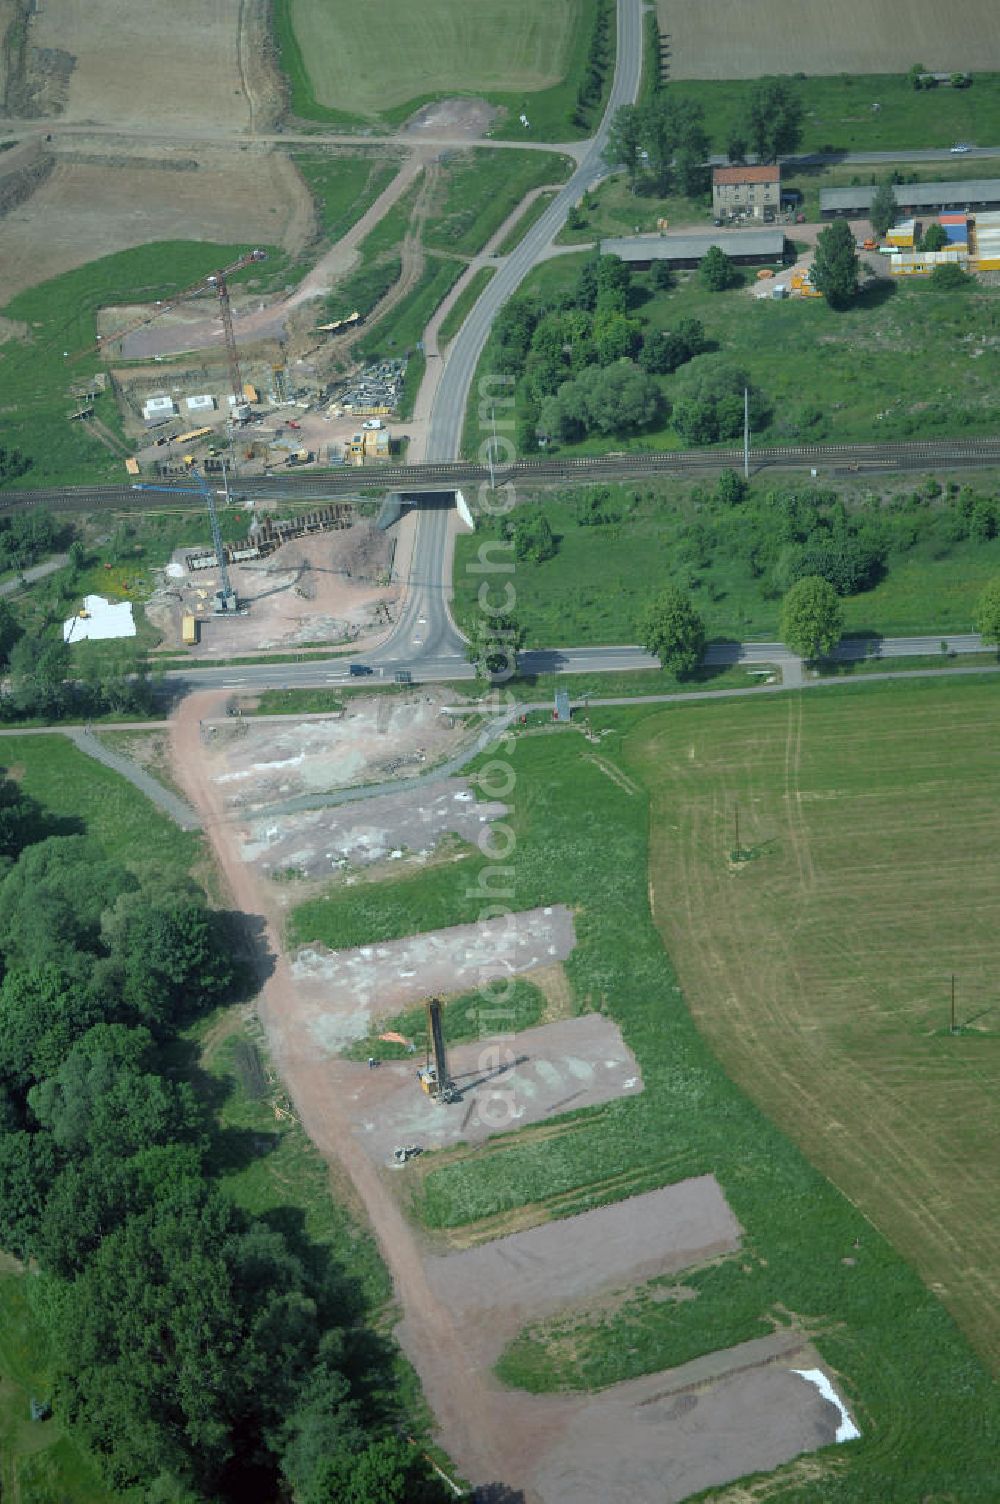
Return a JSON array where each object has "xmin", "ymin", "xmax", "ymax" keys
[
  {"xmin": 742, "ymin": 77, "xmax": 803, "ymax": 161},
  {"xmin": 466, "ymin": 607, "xmax": 523, "ymax": 681},
  {"xmin": 780, "ymin": 575, "xmax": 844, "ymax": 659},
  {"xmin": 811, "ymin": 218, "xmax": 859, "ymax": 308},
  {"xmin": 671, "ymin": 360, "xmax": 766, "ymax": 446},
  {"xmin": 640, "ymin": 587, "xmax": 706, "ymax": 676},
  {"xmin": 869, "ymin": 180, "xmax": 898, "ymax": 238},
  {"xmin": 699, "ymin": 245, "xmax": 738, "ymax": 291}
]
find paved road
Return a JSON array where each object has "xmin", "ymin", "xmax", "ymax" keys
[
  {"xmin": 713, "ymin": 146, "xmax": 1000, "ymax": 168},
  {"xmin": 160, "ymin": 631, "xmax": 993, "ymax": 696},
  {"xmin": 0, "ymin": 720, "xmax": 201, "ymax": 829},
  {"xmin": 0, "ymin": 554, "xmax": 68, "ymax": 595},
  {"xmin": 423, "ymin": 0, "xmax": 646, "ymax": 462}
]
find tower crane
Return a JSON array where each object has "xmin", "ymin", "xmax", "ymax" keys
[
  {"xmin": 132, "ymin": 467, "xmax": 238, "ymax": 614},
  {"xmin": 84, "ymin": 248, "xmax": 268, "ymax": 409}
]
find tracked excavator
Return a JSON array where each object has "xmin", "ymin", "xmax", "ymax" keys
[{"xmin": 418, "ymin": 998, "xmax": 459, "ymax": 1105}]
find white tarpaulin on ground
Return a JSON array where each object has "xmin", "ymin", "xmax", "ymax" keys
[
  {"xmin": 792, "ymin": 1369, "xmax": 861, "ymax": 1441},
  {"xmin": 63, "ymin": 594, "xmax": 136, "ymax": 643}
]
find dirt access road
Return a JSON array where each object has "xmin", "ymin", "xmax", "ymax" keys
[{"xmin": 169, "ymin": 689, "xmax": 857, "ymax": 1501}]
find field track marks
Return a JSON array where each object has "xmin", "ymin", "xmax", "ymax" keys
[
  {"xmin": 783, "ymin": 694, "xmax": 815, "ymax": 891},
  {"xmin": 638, "ymin": 707, "xmax": 1000, "ymax": 1369}
]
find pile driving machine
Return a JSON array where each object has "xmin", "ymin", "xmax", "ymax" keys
[{"xmin": 418, "ymin": 998, "xmax": 459, "ymax": 1105}]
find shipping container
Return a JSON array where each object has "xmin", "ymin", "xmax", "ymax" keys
[{"xmin": 182, "ymin": 615, "xmax": 199, "ymax": 646}]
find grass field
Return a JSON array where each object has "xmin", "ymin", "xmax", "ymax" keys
[
  {"xmin": 0, "ymin": 734, "xmax": 200, "ymax": 877},
  {"xmin": 495, "ymin": 190, "xmax": 561, "ymax": 255},
  {"xmin": 453, "ymin": 477, "xmax": 1000, "ymax": 646},
  {"xmin": 662, "ymin": 0, "xmax": 1000, "ymax": 83},
  {"xmin": 356, "ymin": 258, "xmax": 465, "ymax": 362},
  {"xmin": 286, "ymin": 684, "xmax": 1000, "ymax": 1495},
  {"xmin": 0, "ymin": 241, "xmax": 286, "ymax": 491},
  {"xmin": 293, "ymin": 152, "xmax": 400, "ymax": 244},
  {"xmin": 286, "ymin": 0, "xmax": 573, "ymax": 114},
  {"xmin": 666, "ymin": 71, "xmax": 1000, "ymax": 155},
  {"xmin": 633, "ymin": 679, "xmax": 1000, "ymax": 1370},
  {"xmin": 423, "ymin": 151, "xmax": 573, "ymax": 258},
  {"xmin": 462, "ymin": 252, "xmax": 1000, "ymax": 456},
  {"xmin": 275, "ymin": 0, "xmax": 610, "ymax": 139},
  {"xmin": 438, "ymin": 268, "xmax": 496, "ymax": 347}
]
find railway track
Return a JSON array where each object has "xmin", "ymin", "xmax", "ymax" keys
[{"xmin": 4, "ymin": 437, "xmax": 1000, "ymax": 512}]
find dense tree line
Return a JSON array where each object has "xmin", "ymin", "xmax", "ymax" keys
[
  {"xmin": 572, "ymin": 0, "xmax": 614, "ymax": 130},
  {"xmin": 0, "ymin": 786, "xmax": 448, "ymax": 1502},
  {"xmin": 604, "ymin": 76, "xmax": 803, "ymax": 190},
  {"xmin": 491, "ymin": 251, "xmax": 766, "ymax": 452},
  {"xmin": 603, "ymin": 92, "xmax": 710, "ymax": 197}
]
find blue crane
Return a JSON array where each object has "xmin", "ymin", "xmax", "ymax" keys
[{"xmin": 132, "ymin": 467, "xmax": 238, "ymax": 612}]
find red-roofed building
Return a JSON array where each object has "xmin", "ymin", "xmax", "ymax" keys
[{"xmin": 712, "ymin": 164, "xmax": 781, "ymax": 222}]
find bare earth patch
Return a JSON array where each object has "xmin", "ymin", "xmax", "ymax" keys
[
  {"xmin": 659, "ymin": 0, "xmax": 1000, "ymax": 77},
  {"xmin": 27, "ymin": 0, "xmax": 275, "ymax": 130},
  {"xmin": 532, "ymin": 1348, "xmax": 847, "ymax": 1504},
  {"xmin": 199, "ymin": 690, "xmax": 472, "ymax": 808},
  {"xmin": 343, "ymin": 1012, "xmax": 642, "ymax": 1161},
  {"xmin": 402, "ymin": 97, "xmax": 500, "ymax": 138},
  {"xmin": 290, "ymin": 905, "xmax": 578, "ymax": 1052},
  {"xmin": 148, "ymin": 527, "xmax": 397, "ymax": 656},
  {"xmin": 422, "ymin": 1176, "xmax": 739, "ymax": 1361},
  {"xmin": 0, "ymin": 147, "xmax": 311, "ymax": 304},
  {"xmin": 242, "ymin": 777, "xmax": 507, "ymax": 882}
]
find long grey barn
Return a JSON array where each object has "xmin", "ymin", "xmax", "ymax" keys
[
  {"xmin": 821, "ymin": 179, "xmax": 1000, "ymax": 217},
  {"xmin": 601, "ymin": 229, "xmax": 786, "ymax": 269}
]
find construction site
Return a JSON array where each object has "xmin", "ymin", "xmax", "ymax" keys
[{"xmin": 146, "ymin": 514, "xmax": 399, "ymax": 655}]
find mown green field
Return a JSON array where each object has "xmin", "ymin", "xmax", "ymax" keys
[
  {"xmin": 452, "ymin": 476, "xmax": 1000, "ymax": 647},
  {"xmin": 288, "ymin": 679, "xmax": 1000, "ymax": 1496},
  {"xmin": 462, "ymin": 251, "xmax": 1000, "ymax": 456},
  {"xmin": 0, "ymin": 733, "xmax": 200, "ymax": 876},
  {"xmin": 668, "ymin": 72, "xmax": 1000, "ymax": 156},
  {"xmin": 276, "ymin": 0, "xmax": 605, "ymax": 138}
]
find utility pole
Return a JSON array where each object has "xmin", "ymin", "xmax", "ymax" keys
[
  {"xmin": 743, "ymin": 386, "xmax": 750, "ymax": 480},
  {"xmin": 488, "ymin": 403, "xmax": 498, "ymax": 491},
  {"xmin": 950, "ymin": 973, "xmax": 956, "ymax": 1034},
  {"xmin": 734, "ymin": 800, "xmax": 741, "ymax": 858}
]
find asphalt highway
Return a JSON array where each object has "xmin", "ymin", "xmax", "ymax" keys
[
  {"xmin": 423, "ymin": 0, "xmax": 646, "ymax": 462},
  {"xmin": 161, "ymin": 631, "xmax": 992, "ymax": 697}
]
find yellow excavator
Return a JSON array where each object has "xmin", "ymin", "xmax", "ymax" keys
[{"xmin": 418, "ymin": 998, "xmax": 459, "ymax": 1105}]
